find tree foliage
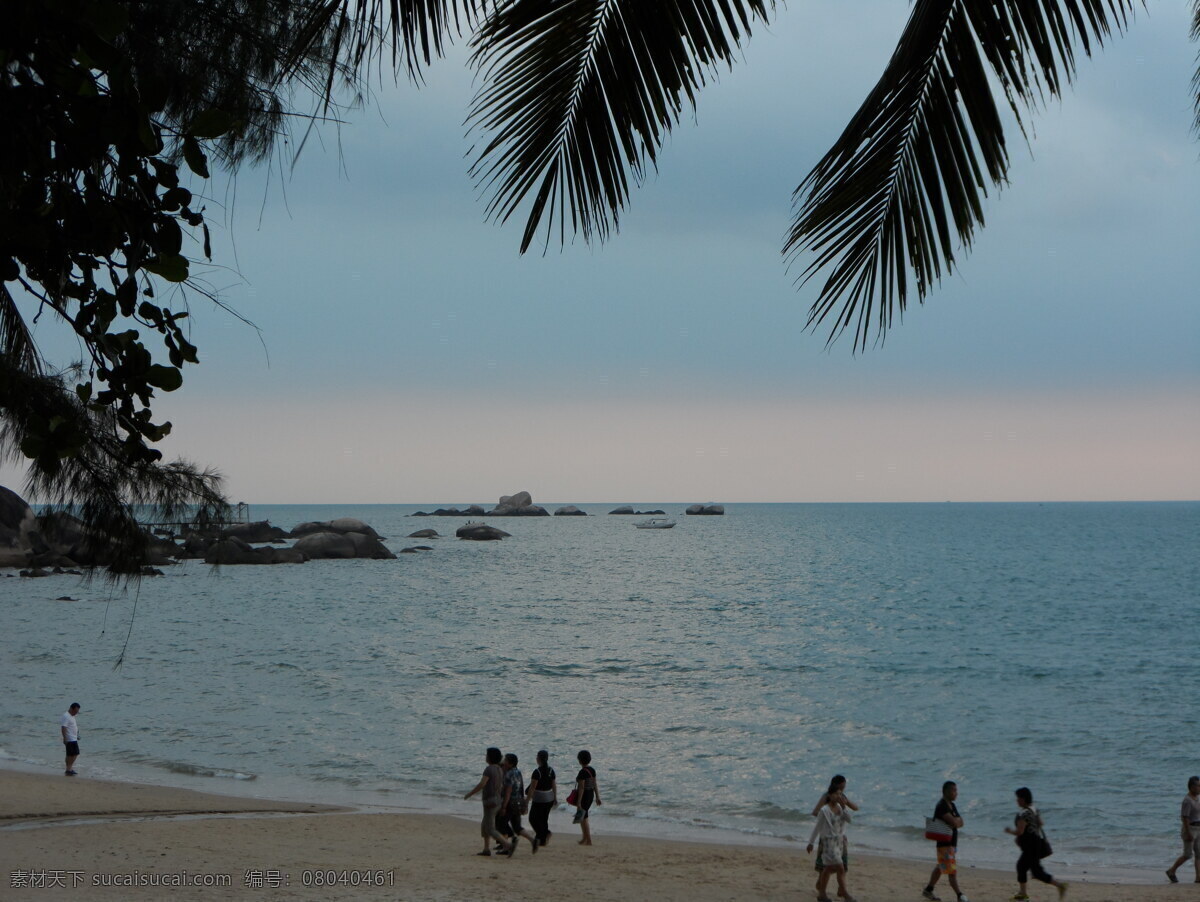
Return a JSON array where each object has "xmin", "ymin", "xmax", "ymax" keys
[{"xmin": 0, "ymin": 0, "xmax": 242, "ymax": 570}]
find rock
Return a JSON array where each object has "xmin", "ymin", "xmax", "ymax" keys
[
  {"xmin": 328, "ymin": 518, "xmax": 381, "ymax": 538},
  {"xmin": 205, "ymin": 538, "xmax": 310, "ymax": 564},
  {"xmin": 407, "ymin": 529, "xmax": 440, "ymax": 538},
  {"xmin": 220, "ymin": 520, "xmax": 289, "ymax": 543},
  {"xmin": 140, "ymin": 567, "xmax": 165, "ymax": 577},
  {"xmin": 291, "ymin": 532, "xmax": 357, "ymax": 559},
  {"xmin": 292, "ymin": 531, "xmax": 395, "ymax": 560},
  {"xmin": 260, "ymin": 546, "xmax": 308, "ymax": 564},
  {"xmin": 554, "ymin": 506, "xmax": 587, "ymax": 516},
  {"xmin": 19, "ymin": 568, "xmax": 50, "ymax": 578},
  {"xmin": 205, "ymin": 537, "xmax": 270, "ymax": 565},
  {"xmin": 608, "ymin": 506, "xmax": 636, "ymax": 515},
  {"xmin": 0, "ymin": 548, "xmax": 31, "ymax": 568},
  {"xmin": 0, "ymin": 486, "xmax": 37, "ymax": 553},
  {"xmin": 289, "ymin": 521, "xmax": 327, "ymax": 537},
  {"xmin": 288, "ymin": 518, "xmax": 382, "ymax": 539},
  {"xmin": 456, "ymin": 523, "xmax": 511, "ymax": 541},
  {"xmin": 489, "ymin": 491, "xmax": 550, "ymax": 516},
  {"xmin": 344, "ymin": 532, "xmax": 396, "ymax": 559},
  {"xmin": 611, "ymin": 506, "xmax": 664, "ymax": 515},
  {"xmin": 56, "ymin": 596, "xmax": 76, "ymax": 601},
  {"xmin": 685, "ymin": 503, "xmax": 725, "ymax": 515},
  {"xmin": 498, "ymin": 491, "xmax": 533, "ymax": 509}
]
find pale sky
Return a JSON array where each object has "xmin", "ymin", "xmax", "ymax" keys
[{"xmin": 7, "ymin": 1, "xmax": 1199, "ymax": 503}]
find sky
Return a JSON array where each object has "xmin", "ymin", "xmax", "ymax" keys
[{"xmin": 7, "ymin": 0, "xmax": 1199, "ymax": 504}]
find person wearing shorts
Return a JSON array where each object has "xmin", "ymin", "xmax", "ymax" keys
[
  {"xmin": 573, "ymin": 749, "xmax": 601, "ymax": 845},
  {"xmin": 463, "ymin": 747, "xmax": 514, "ymax": 857},
  {"xmin": 923, "ymin": 781, "xmax": 967, "ymax": 902},
  {"xmin": 59, "ymin": 702, "xmax": 81, "ymax": 776},
  {"xmin": 496, "ymin": 753, "xmax": 537, "ymax": 853},
  {"xmin": 1166, "ymin": 776, "xmax": 1200, "ymax": 883}
]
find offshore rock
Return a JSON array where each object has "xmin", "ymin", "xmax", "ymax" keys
[
  {"xmin": 489, "ymin": 491, "xmax": 549, "ymax": 516},
  {"xmin": 554, "ymin": 506, "xmax": 587, "ymax": 516},
  {"xmin": 685, "ymin": 504, "xmax": 725, "ymax": 515},
  {"xmin": 456, "ymin": 523, "xmax": 511, "ymax": 541}
]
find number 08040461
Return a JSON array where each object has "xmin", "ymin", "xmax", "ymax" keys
[{"xmin": 301, "ymin": 870, "xmax": 394, "ymax": 887}]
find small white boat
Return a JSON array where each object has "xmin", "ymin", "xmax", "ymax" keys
[{"xmin": 634, "ymin": 517, "xmax": 676, "ymax": 529}]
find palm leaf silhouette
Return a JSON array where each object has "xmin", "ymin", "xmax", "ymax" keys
[{"xmin": 786, "ymin": 0, "xmax": 1138, "ymax": 350}]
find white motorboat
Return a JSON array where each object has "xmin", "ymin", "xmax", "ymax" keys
[{"xmin": 634, "ymin": 517, "xmax": 676, "ymax": 529}]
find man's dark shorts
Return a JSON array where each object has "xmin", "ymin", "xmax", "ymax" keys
[{"xmin": 64, "ymin": 741, "xmax": 80, "ymax": 756}]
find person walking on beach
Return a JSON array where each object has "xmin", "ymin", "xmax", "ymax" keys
[
  {"xmin": 463, "ymin": 747, "xmax": 515, "ymax": 857},
  {"xmin": 59, "ymin": 702, "xmax": 81, "ymax": 776},
  {"xmin": 526, "ymin": 749, "xmax": 557, "ymax": 848},
  {"xmin": 811, "ymin": 775, "xmax": 857, "ymax": 878},
  {"xmin": 808, "ymin": 794, "xmax": 855, "ymax": 902},
  {"xmin": 1166, "ymin": 776, "xmax": 1200, "ymax": 883},
  {"xmin": 573, "ymin": 749, "xmax": 601, "ymax": 845},
  {"xmin": 1004, "ymin": 787, "xmax": 1067, "ymax": 900},
  {"xmin": 496, "ymin": 753, "xmax": 538, "ymax": 853},
  {"xmin": 923, "ymin": 781, "xmax": 968, "ymax": 902}
]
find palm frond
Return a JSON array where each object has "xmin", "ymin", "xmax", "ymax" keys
[
  {"xmin": 467, "ymin": 0, "xmax": 774, "ymax": 253},
  {"xmin": 786, "ymin": 0, "xmax": 1138, "ymax": 351},
  {"xmin": 332, "ymin": 0, "xmax": 485, "ymax": 80},
  {"xmin": 0, "ymin": 284, "xmax": 43, "ymax": 378},
  {"xmin": 1192, "ymin": 0, "xmax": 1200, "ymax": 134}
]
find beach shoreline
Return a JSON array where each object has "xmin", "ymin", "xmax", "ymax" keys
[{"xmin": 2, "ymin": 767, "xmax": 1184, "ymax": 901}]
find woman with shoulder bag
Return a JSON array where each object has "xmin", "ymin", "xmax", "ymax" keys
[{"xmin": 1004, "ymin": 787, "xmax": 1068, "ymax": 901}]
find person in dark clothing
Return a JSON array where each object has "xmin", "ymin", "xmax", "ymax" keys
[
  {"xmin": 922, "ymin": 781, "xmax": 967, "ymax": 902},
  {"xmin": 1004, "ymin": 787, "xmax": 1068, "ymax": 901},
  {"xmin": 526, "ymin": 749, "xmax": 557, "ymax": 848},
  {"xmin": 573, "ymin": 749, "xmax": 601, "ymax": 845}
]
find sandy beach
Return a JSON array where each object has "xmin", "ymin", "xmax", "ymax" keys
[{"xmin": 1, "ymin": 769, "xmax": 1188, "ymax": 901}]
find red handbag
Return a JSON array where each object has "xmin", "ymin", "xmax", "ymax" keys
[{"xmin": 566, "ymin": 789, "xmax": 579, "ymax": 806}]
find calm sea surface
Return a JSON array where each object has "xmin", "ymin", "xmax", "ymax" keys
[{"xmin": 2, "ymin": 502, "xmax": 1196, "ymax": 874}]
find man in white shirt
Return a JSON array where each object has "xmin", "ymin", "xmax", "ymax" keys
[
  {"xmin": 1167, "ymin": 776, "xmax": 1200, "ymax": 883},
  {"xmin": 59, "ymin": 702, "xmax": 81, "ymax": 776}
]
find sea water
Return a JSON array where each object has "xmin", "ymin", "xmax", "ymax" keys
[{"xmin": 2, "ymin": 502, "xmax": 1196, "ymax": 876}]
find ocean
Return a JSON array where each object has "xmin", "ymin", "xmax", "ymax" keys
[{"xmin": 2, "ymin": 501, "xmax": 1196, "ymax": 877}]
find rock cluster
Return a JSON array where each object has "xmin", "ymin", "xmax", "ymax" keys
[
  {"xmin": 608, "ymin": 506, "xmax": 666, "ymax": 515},
  {"xmin": 412, "ymin": 491, "xmax": 552, "ymax": 517},
  {"xmin": 0, "ymin": 485, "xmax": 398, "ymax": 569},
  {"xmin": 685, "ymin": 503, "xmax": 725, "ymax": 515}
]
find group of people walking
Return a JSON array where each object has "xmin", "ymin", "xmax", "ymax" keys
[
  {"xmin": 464, "ymin": 747, "xmax": 600, "ymax": 857},
  {"xmin": 809, "ymin": 777, "xmax": 1065, "ymax": 902},
  {"xmin": 813, "ymin": 775, "xmax": 1200, "ymax": 902},
  {"xmin": 462, "ymin": 760, "xmax": 1200, "ymax": 898}
]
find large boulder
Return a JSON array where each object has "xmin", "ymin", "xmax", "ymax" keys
[
  {"xmin": 221, "ymin": 520, "xmax": 289, "ymax": 543},
  {"xmin": 554, "ymin": 506, "xmax": 587, "ymax": 516},
  {"xmin": 289, "ymin": 518, "xmax": 382, "ymax": 539},
  {"xmin": 489, "ymin": 491, "xmax": 549, "ymax": 516},
  {"xmin": 0, "ymin": 486, "xmax": 36, "ymax": 552},
  {"xmin": 293, "ymin": 531, "xmax": 395, "ymax": 560},
  {"xmin": 328, "ymin": 518, "xmax": 381, "ymax": 538},
  {"xmin": 205, "ymin": 537, "xmax": 271, "ymax": 565},
  {"xmin": 685, "ymin": 503, "xmax": 725, "ymax": 515},
  {"xmin": 407, "ymin": 529, "xmax": 440, "ymax": 538},
  {"xmin": 205, "ymin": 539, "xmax": 308, "ymax": 565},
  {"xmin": 608, "ymin": 506, "xmax": 635, "ymax": 515},
  {"xmin": 292, "ymin": 532, "xmax": 356, "ymax": 559},
  {"xmin": 456, "ymin": 523, "xmax": 511, "ymax": 541}
]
